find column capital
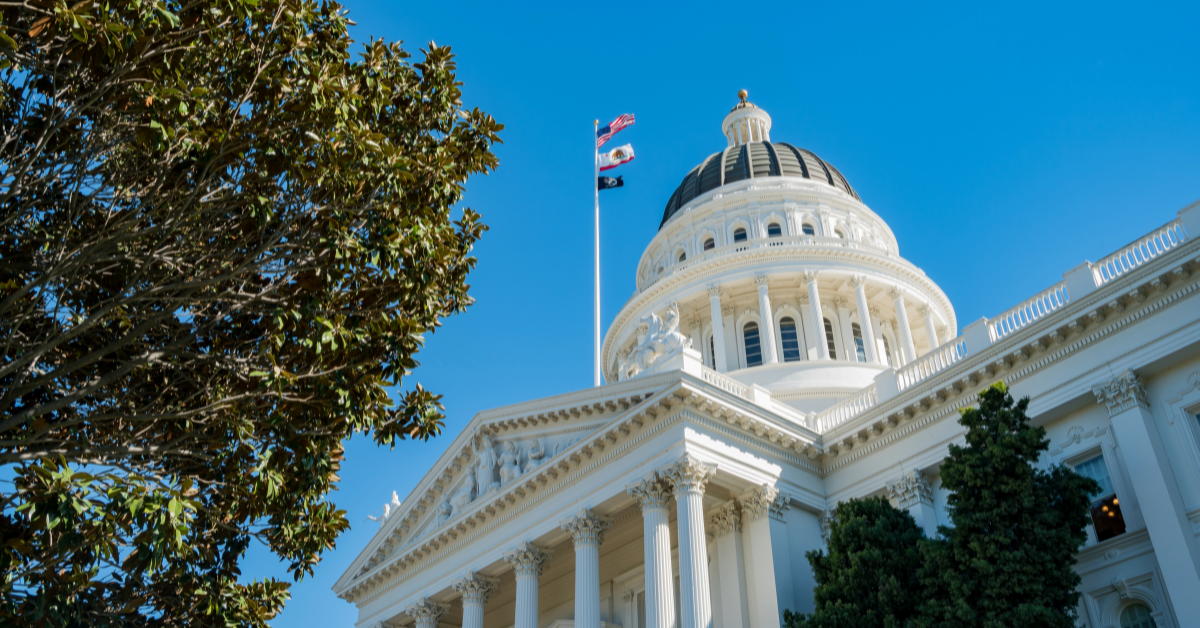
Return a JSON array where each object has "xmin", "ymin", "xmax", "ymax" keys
[
  {"xmin": 707, "ymin": 284, "xmax": 723, "ymax": 298},
  {"xmin": 707, "ymin": 500, "xmax": 741, "ymax": 538},
  {"xmin": 503, "ymin": 542, "xmax": 551, "ymax": 577},
  {"xmin": 406, "ymin": 597, "xmax": 448, "ymax": 627},
  {"xmin": 848, "ymin": 274, "xmax": 868, "ymax": 289},
  {"xmin": 818, "ymin": 508, "xmax": 838, "ymax": 543},
  {"xmin": 769, "ymin": 491, "xmax": 792, "ymax": 521},
  {"xmin": 754, "ymin": 273, "xmax": 770, "ymax": 288},
  {"xmin": 1092, "ymin": 370, "xmax": 1149, "ymax": 416},
  {"xmin": 888, "ymin": 286, "xmax": 907, "ymax": 300},
  {"xmin": 628, "ymin": 473, "xmax": 673, "ymax": 510},
  {"xmin": 721, "ymin": 305, "xmax": 735, "ymax": 317},
  {"xmin": 800, "ymin": 270, "xmax": 820, "ymax": 285},
  {"xmin": 665, "ymin": 455, "xmax": 715, "ymax": 494},
  {"xmin": 869, "ymin": 305, "xmax": 882, "ymax": 318},
  {"xmin": 833, "ymin": 297, "xmax": 849, "ymax": 310},
  {"xmin": 560, "ymin": 508, "xmax": 612, "ymax": 547},
  {"xmin": 886, "ymin": 469, "xmax": 934, "ymax": 509},
  {"xmin": 918, "ymin": 304, "xmax": 932, "ymax": 318},
  {"xmin": 452, "ymin": 572, "xmax": 499, "ymax": 605},
  {"xmin": 737, "ymin": 484, "xmax": 779, "ymax": 523}
]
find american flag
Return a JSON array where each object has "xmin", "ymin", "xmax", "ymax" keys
[{"xmin": 597, "ymin": 114, "xmax": 635, "ymax": 148}]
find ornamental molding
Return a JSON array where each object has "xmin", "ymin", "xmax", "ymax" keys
[
  {"xmin": 886, "ymin": 469, "xmax": 934, "ymax": 509},
  {"xmin": 560, "ymin": 509, "xmax": 613, "ymax": 547},
  {"xmin": 738, "ymin": 484, "xmax": 779, "ymax": 523},
  {"xmin": 451, "ymin": 572, "xmax": 498, "ymax": 605},
  {"xmin": 707, "ymin": 500, "xmax": 742, "ymax": 537},
  {"xmin": 1092, "ymin": 370, "xmax": 1148, "ymax": 416},
  {"xmin": 503, "ymin": 542, "xmax": 552, "ymax": 577},
  {"xmin": 404, "ymin": 598, "xmax": 447, "ymax": 627},
  {"xmin": 628, "ymin": 472, "xmax": 673, "ymax": 511}
]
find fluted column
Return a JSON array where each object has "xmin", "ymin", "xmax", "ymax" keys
[
  {"xmin": 666, "ymin": 455, "xmax": 716, "ymax": 628},
  {"xmin": 849, "ymin": 275, "xmax": 879, "ymax": 364},
  {"xmin": 889, "ymin": 287, "xmax": 917, "ymax": 363},
  {"xmin": 561, "ymin": 509, "xmax": 612, "ymax": 628},
  {"xmin": 802, "ymin": 272, "xmax": 829, "ymax": 360},
  {"xmin": 628, "ymin": 474, "xmax": 676, "ymax": 628},
  {"xmin": 1094, "ymin": 372, "xmax": 1200, "ymax": 626},
  {"xmin": 919, "ymin": 304, "xmax": 940, "ymax": 354},
  {"xmin": 708, "ymin": 285, "xmax": 729, "ymax": 372},
  {"xmin": 708, "ymin": 501, "xmax": 749, "ymax": 628},
  {"xmin": 503, "ymin": 543, "xmax": 551, "ymax": 628},
  {"xmin": 754, "ymin": 274, "xmax": 778, "ymax": 364},
  {"xmin": 453, "ymin": 572, "xmax": 498, "ymax": 628},
  {"xmin": 406, "ymin": 598, "xmax": 448, "ymax": 628},
  {"xmin": 738, "ymin": 485, "xmax": 781, "ymax": 628}
]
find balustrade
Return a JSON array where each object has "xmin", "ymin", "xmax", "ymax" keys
[
  {"xmin": 988, "ymin": 282, "xmax": 1069, "ymax": 341},
  {"xmin": 813, "ymin": 385, "xmax": 878, "ymax": 432},
  {"xmin": 896, "ymin": 339, "xmax": 966, "ymax": 392},
  {"xmin": 1092, "ymin": 218, "xmax": 1187, "ymax": 286}
]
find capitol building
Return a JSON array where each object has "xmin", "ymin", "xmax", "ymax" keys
[{"xmin": 334, "ymin": 94, "xmax": 1200, "ymax": 628}]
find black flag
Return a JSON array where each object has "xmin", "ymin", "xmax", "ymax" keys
[{"xmin": 598, "ymin": 175, "xmax": 624, "ymax": 191}]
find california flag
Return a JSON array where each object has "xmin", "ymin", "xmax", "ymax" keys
[{"xmin": 598, "ymin": 144, "xmax": 635, "ymax": 171}]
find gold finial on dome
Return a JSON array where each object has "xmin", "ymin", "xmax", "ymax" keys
[{"xmin": 738, "ymin": 89, "xmax": 748, "ymax": 101}]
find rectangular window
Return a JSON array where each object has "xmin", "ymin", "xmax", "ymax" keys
[
  {"xmin": 1074, "ymin": 454, "xmax": 1126, "ymax": 542},
  {"xmin": 852, "ymin": 323, "xmax": 867, "ymax": 363},
  {"xmin": 780, "ymin": 318, "xmax": 802, "ymax": 362},
  {"xmin": 823, "ymin": 319, "xmax": 837, "ymax": 359},
  {"xmin": 743, "ymin": 323, "xmax": 763, "ymax": 367}
]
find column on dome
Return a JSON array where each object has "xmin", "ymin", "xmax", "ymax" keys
[
  {"xmin": 835, "ymin": 298, "xmax": 855, "ymax": 363},
  {"xmin": 738, "ymin": 485, "xmax": 781, "ymax": 628},
  {"xmin": 666, "ymin": 455, "xmax": 715, "ymax": 628},
  {"xmin": 503, "ymin": 543, "xmax": 551, "ymax": 628},
  {"xmin": 755, "ymin": 275, "xmax": 778, "ymax": 364},
  {"xmin": 802, "ymin": 272, "xmax": 830, "ymax": 360},
  {"xmin": 849, "ymin": 275, "xmax": 879, "ymax": 364},
  {"xmin": 889, "ymin": 287, "xmax": 917, "ymax": 364},
  {"xmin": 561, "ymin": 509, "xmax": 613, "ymax": 628},
  {"xmin": 708, "ymin": 501, "xmax": 749, "ymax": 628},
  {"xmin": 453, "ymin": 572, "xmax": 498, "ymax": 628},
  {"xmin": 887, "ymin": 470, "xmax": 938, "ymax": 537},
  {"xmin": 1093, "ymin": 372, "xmax": 1200, "ymax": 626},
  {"xmin": 708, "ymin": 286, "xmax": 729, "ymax": 372},
  {"xmin": 688, "ymin": 314, "xmax": 704, "ymax": 362},
  {"xmin": 628, "ymin": 473, "xmax": 676, "ymax": 628},
  {"xmin": 406, "ymin": 598, "xmax": 447, "ymax": 628},
  {"xmin": 919, "ymin": 304, "xmax": 940, "ymax": 354}
]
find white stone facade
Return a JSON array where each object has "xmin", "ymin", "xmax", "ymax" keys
[{"xmin": 335, "ymin": 98, "xmax": 1200, "ymax": 628}]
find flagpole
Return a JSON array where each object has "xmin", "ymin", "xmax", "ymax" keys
[{"xmin": 593, "ymin": 120, "xmax": 601, "ymax": 387}]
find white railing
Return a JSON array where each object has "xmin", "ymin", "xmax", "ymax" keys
[
  {"xmin": 988, "ymin": 281, "xmax": 1069, "ymax": 341},
  {"xmin": 699, "ymin": 365, "xmax": 749, "ymax": 399},
  {"xmin": 896, "ymin": 339, "xmax": 968, "ymax": 392},
  {"xmin": 813, "ymin": 384, "xmax": 878, "ymax": 432},
  {"xmin": 1092, "ymin": 218, "xmax": 1187, "ymax": 286}
]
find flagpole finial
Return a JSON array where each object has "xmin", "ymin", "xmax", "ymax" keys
[
  {"xmin": 738, "ymin": 89, "xmax": 748, "ymax": 101},
  {"xmin": 595, "ymin": 119, "xmax": 599, "ymax": 125}
]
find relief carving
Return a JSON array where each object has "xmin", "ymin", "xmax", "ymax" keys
[{"xmin": 617, "ymin": 302, "xmax": 692, "ymax": 381}]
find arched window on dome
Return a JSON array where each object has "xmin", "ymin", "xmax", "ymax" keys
[
  {"xmin": 835, "ymin": 228, "xmax": 847, "ymax": 239},
  {"xmin": 823, "ymin": 318, "xmax": 837, "ymax": 360},
  {"xmin": 733, "ymin": 228, "xmax": 747, "ymax": 242},
  {"xmin": 1120, "ymin": 604, "xmax": 1155, "ymax": 628},
  {"xmin": 743, "ymin": 322, "xmax": 763, "ymax": 367},
  {"xmin": 767, "ymin": 223, "xmax": 782, "ymax": 237},
  {"xmin": 709, "ymin": 334, "xmax": 716, "ymax": 369},
  {"xmin": 779, "ymin": 317, "xmax": 802, "ymax": 362},
  {"xmin": 677, "ymin": 251, "xmax": 686, "ymax": 263},
  {"xmin": 802, "ymin": 223, "xmax": 816, "ymax": 236},
  {"xmin": 703, "ymin": 237, "xmax": 715, "ymax": 251},
  {"xmin": 852, "ymin": 323, "xmax": 867, "ymax": 363}
]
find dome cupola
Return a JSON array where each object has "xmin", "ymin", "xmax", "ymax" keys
[{"xmin": 722, "ymin": 89, "xmax": 772, "ymax": 145}]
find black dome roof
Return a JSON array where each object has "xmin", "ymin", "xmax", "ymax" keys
[{"xmin": 659, "ymin": 142, "xmax": 860, "ymax": 229}]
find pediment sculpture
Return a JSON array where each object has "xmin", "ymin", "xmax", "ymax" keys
[{"xmin": 618, "ymin": 302, "xmax": 692, "ymax": 381}]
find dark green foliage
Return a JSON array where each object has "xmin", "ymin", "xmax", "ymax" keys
[
  {"xmin": 784, "ymin": 497, "xmax": 924, "ymax": 628},
  {"xmin": 917, "ymin": 382, "xmax": 1097, "ymax": 628},
  {"xmin": 0, "ymin": 1, "xmax": 501, "ymax": 626}
]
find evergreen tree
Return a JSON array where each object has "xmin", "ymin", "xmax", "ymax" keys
[
  {"xmin": 784, "ymin": 497, "xmax": 924, "ymax": 628},
  {"xmin": 918, "ymin": 383, "xmax": 1098, "ymax": 628}
]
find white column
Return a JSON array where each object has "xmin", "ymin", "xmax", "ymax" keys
[
  {"xmin": 835, "ymin": 298, "xmax": 855, "ymax": 362},
  {"xmin": 887, "ymin": 470, "xmax": 938, "ymax": 537},
  {"xmin": 628, "ymin": 474, "xmax": 676, "ymax": 628},
  {"xmin": 689, "ymin": 314, "xmax": 704, "ymax": 363},
  {"xmin": 889, "ymin": 287, "xmax": 917, "ymax": 363},
  {"xmin": 503, "ymin": 543, "xmax": 551, "ymax": 628},
  {"xmin": 562, "ymin": 509, "xmax": 612, "ymax": 628},
  {"xmin": 1093, "ymin": 372, "xmax": 1200, "ymax": 626},
  {"xmin": 406, "ymin": 598, "xmax": 447, "ymax": 628},
  {"xmin": 738, "ymin": 486, "xmax": 780, "ymax": 628},
  {"xmin": 708, "ymin": 502, "xmax": 749, "ymax": 628},
  {"xmin": 453, "ymin": 572, "xmax": 498, "ymax": 628},
  {"xmin": 919, "ymin": 304, "xmax": 940, "ymax": 354},
  {"xmin": 768, "ymin": 494, "xmax": 795, "ymax": 614},
  {"xmin": 667, "ymin": 455, "xmax": 716, "ymax": 628},
  {"xmin": 708, "ymin": 286, "xmax": 729, "ymax": 373},
  {"xmin": 802, "ymin": 272, "xmax": 829, "ymax": 360},
  {"xmin": 849, "ymin": 275, "xmax": 879, "ymax": 364},
  {"xmin": 755, "ymin": 274, "xmax": 778, "ymax": 364}
]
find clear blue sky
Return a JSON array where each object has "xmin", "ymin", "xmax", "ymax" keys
[{"xmin": 243, "ymin": 1, "xmax": 1200, "ymax": 625}]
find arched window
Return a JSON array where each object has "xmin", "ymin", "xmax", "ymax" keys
[
  {"xmin": 1120, "ymin": 604, "xmax": 1155, "ymax": 628},
  {"xmin": 703, "ymin": 237, "xmax": 715, "ymax": 251},
  {"xmin": 733, "ymin": 228, "xmax": 748, "ymax": 242},
  {"xmin": 882, "ymin": 334, "xmax": 894, "ymax": 367},
  {"xmin": 779, "ymin": 317, "xmax": 802, "ymax": 362},
  {"xmin": 823, "ymin": 318, "xmax": 837, "ymax": 359},
  {"xmin": 802, "ymin": 223, "xmax": 816, "ymax": 236},
  {"xmin": 677, "ymin": 251, "xmax": 686, "ymax": 263},
  {"xmin": 743, "ymin": 322, "xmax": 763, "ymax": 367},
  {"xmin": 852, "ymin": 323, "xmax": 867, "ymax": 362},
  {"xmin": 835, "ymin": 228, "xmax": 847, "ymax": 239},
  {"xmin": 767, "ymin": 223, "xmax": 782, "ymax": 237}
]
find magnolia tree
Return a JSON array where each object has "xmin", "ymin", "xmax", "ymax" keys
[{"xmin": 0, "ymin": 1, "xmax": 501, "ymax": 625}]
